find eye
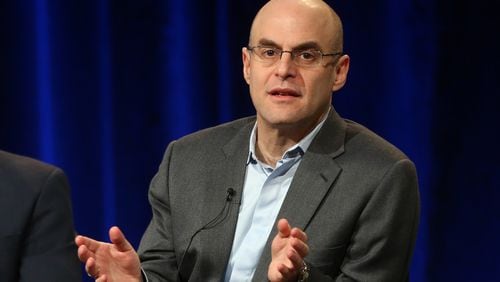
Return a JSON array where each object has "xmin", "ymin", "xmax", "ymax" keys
[
  {"xmin": 297, "ymin": 50, "xmax": 319, "ymax": 61},
  {"xmin": 260, "ymin": 47, "xmax": 279, "ymax": 58}
]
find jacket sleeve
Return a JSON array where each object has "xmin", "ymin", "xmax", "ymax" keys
[
  {"xmin": 19, "ymin": 168, "xmax": 81, "ymax": 282},
  {"xmin": 310, "ymin": 159, "xmax": 420, "ymax": 282},
  {"xmin": 138, "ymin": 142, "xmax": 179, "ymax": 281}
]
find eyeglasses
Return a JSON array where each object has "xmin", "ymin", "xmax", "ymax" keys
[{"xmin": 247, "ymin": 46, "xmax": 342, "ymax": 67}]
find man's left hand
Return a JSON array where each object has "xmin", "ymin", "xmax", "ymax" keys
[{"xmin": 268, "ymin": 218, "xmax": 309, "ymax": 282}]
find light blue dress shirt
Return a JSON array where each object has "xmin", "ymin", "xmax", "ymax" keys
[{"xmin": 224, "ymin": 114, "xmax": 328, "ymax": 281}]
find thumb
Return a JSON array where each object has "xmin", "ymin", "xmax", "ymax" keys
[
  {"xmin": 277, "ymin": 218, "xmax": 291, "ymax": 238},
  {"xmin": 109, "ymin": 226, "xmax": 134, "ymax": 252}
]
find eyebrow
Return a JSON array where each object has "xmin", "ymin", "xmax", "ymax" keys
[{"xmin": 256, "ymin": 38, "xmax": 323, "ymax": 51}]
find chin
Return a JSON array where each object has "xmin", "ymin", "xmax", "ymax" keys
[{"xmin": 261, "ymin": 115, "xmax": 305, "ymax": 128}]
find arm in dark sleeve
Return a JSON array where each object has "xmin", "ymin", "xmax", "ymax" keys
[
  {"xmin": 138, "ymin": 142, "xmax": 179, "ymax": 281},
  {"xmin": 310, "ymin": 159, "xmax": 420, "ymax": 282},
  {"xmin": 19, "ymin": 168, "xmax": 82, "ymax": 281}
]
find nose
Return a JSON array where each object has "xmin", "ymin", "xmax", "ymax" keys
[{"xmin": 275, "ymin": 51, "xmax": 297, "ymax": 80}]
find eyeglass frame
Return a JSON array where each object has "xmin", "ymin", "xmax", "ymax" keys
[{"xmin": 246, "ymin": 45, "xmax": 343, "ymax": 67}]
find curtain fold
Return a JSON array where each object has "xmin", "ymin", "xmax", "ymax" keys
[{"xmin": 1, "ymin": 0, "xmax": 499, "ymax": 281}]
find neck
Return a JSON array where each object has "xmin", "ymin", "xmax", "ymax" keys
[
  {"xmin": 254, "ymin": 131, "xmax": 296, "ymax": 168},
  {"xmin": 254, "ymin": 113, "xmax": 326, "ymax": 167}
]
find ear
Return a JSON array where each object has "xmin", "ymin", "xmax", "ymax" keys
[
  {"xmin": 242, "ymin": 47, "xmax": 251, "ymax": 85},
  {"xmin": 331, "ymin": 55, "xmax": 350, "ymax": 92}
]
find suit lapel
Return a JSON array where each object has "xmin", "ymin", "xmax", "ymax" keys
[
  {"xmin": 197, "ymin": 119, "xmax": 254, "ymax": 279},
  {"xmin": 252, "ymin": 110, "xmax": 346, "ymax": 281}
]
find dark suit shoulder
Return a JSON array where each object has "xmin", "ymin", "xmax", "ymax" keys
[
  {"xmin": 0, "ymin": 151, "xmax": 69, "ymax": 231},
  {"xmin": 0, "ymin": 150, "xmax": 62, "ymax": 195},
  {"xmin": 336, "ymin": 119, "xmax": 415, "ymax": 184},
  {"xmin": 0, "ymin": 150, "xmax": 80, "ymax": 281},
  {"xmin": 158, "ymin": 117, "xmax": 254, "ymax": 180},
  {"xmin": 343, "ymin": 119, "xmax": 410, "ymax": 161},
  {"xmin": 173, "ymin": 116, "xmax": 255, "ymax": 149}
]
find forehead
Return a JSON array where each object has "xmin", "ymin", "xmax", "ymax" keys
[{"xmin": 250, "ymin": 4, "xmax": 336, "ymax": 50}]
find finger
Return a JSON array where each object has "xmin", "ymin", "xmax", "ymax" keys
[
  {"xmin": 290, "ymin": 227, "xmax": 308, "ymax": 242},
  {"xmin": 85, "ymin": 257, "xmax": 99, "ymax": 279},
  {"xmin": 96, "ymin": 274, "xmax": 107, "ymax": 282},
  {"xmin": 74, "ymin": 235, "xmax": 82, "ymax": 246},
  {"xmin": 109, "ymin": 226, "xmax": 134, "ymax": 252},
  {"xmin": 276, "ymin": 218, "xmax": 291, "ymax": 238},
  {"xmin": 77, "ymin": 244, "xmax": 95, "ymax": 263},
  {"xmin": 269, "ymin": 264, "xmax": 285, "ymax": 281},
  {"xmin": 290, "ymin": 237, "xmax": 309, "ymax": 258},
  {"xmin": 276, "ymin": 262, "xmax": 294, "ymax": 279},
  {"xmin": 75, "ymin": 235, "xmax": 103, "ymax": 252},
  {"xmin": 286, "ymin": 248, "xmax": 303, "ymax": 270}
]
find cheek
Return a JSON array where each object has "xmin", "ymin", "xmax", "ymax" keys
[
  {"xmin": 307, "ymin": 76, "xmax": 333, "ymax": 96},
  {"xmin": 249, "ymin": 69, "xmax": 269, "ymax": 91},
  {"xmin": 305, "ymin": 79, "xmax": 334, "ymax": 107},
  {"xmin": 319, "ymin": 74, "xmax": 336, "ymax": 94},
  {"xmin": 248, "ymin": 74, "xmax": 263, "ymax": 103}
]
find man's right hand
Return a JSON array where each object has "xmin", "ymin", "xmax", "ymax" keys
[{"xmin": 75, "ymin": 226, "xmax": 142, "ymax": 282}]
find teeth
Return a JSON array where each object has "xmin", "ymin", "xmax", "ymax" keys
[{"xmin": 270, "ymin": 91, "xmax": 297, "ymax": 96}]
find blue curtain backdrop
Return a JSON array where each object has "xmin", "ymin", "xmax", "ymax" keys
[{"xmin": 1, "ymin": 0, "xmax": 498, "ymax": 281}]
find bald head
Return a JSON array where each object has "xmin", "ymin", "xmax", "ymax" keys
[{"xmin": 249, "ymin": 0, "xmax": 344, "ymax": 53}]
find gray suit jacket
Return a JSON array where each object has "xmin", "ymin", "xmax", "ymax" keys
[
  {"xmin": 0, "ymin": 150, "xmax": 81, "ymax": 281},
  {"xmin": 138, "ymin": 109, "xmax": 419, "ymax": 281}
]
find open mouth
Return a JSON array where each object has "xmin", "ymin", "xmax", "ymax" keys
[{"xmin": 268, "ymin": 88, "xmax": 300, "ymax": 97}]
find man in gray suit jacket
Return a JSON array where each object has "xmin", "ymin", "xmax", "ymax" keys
[
  {"xmin": 0, "ymin": 150, "xmax": 81, "ymax": 281},
  {"xmin": 76, "ymin": 0, "xmax": 419, "ymax": 281}
]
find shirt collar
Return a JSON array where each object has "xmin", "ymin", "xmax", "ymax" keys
[{"xmin": 246, "ymin": 108, "xmax": 330, "ymax": 165}]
